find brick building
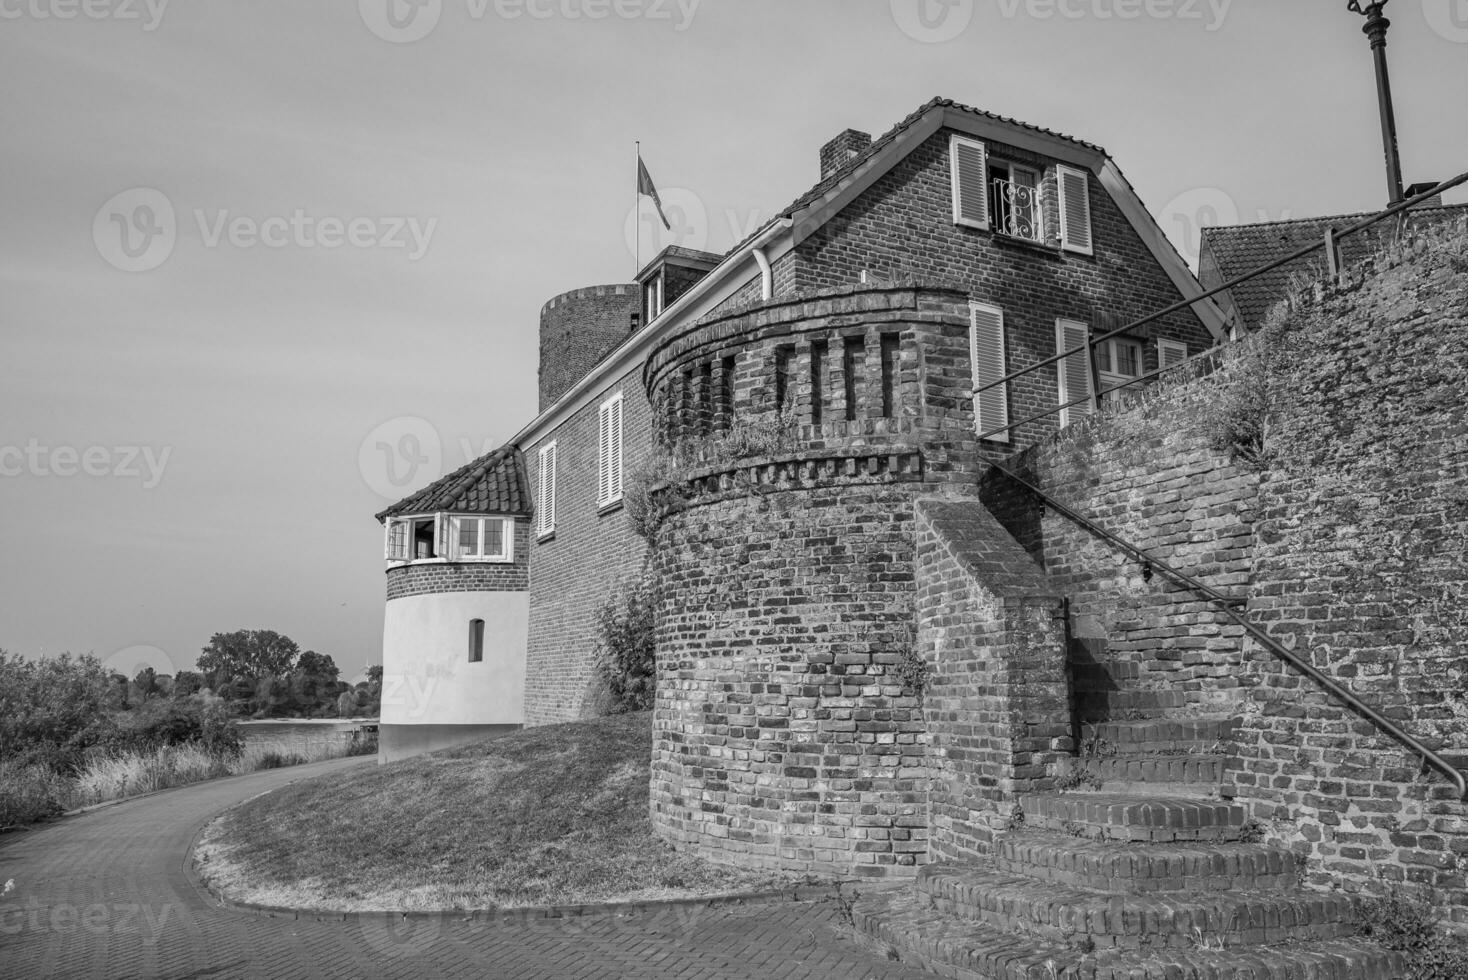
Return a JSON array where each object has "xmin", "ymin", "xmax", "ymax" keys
[{"xmin": 372, "ymin": 97, "xmax": 1468, "ymax": 973}]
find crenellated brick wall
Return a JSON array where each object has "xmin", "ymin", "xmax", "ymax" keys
[{"xmin": 647, "ymin": 286, "xmax": 983, "ymax": 878}]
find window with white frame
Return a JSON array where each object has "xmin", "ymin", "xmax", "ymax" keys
[
  {"xmin": 1095, "ymin": 336, "xmax": 1144, "ymax": 405},
  {"xmin": 644, "ymin": 274, "xmax": 665, "ymax": 322},
  {"xmin": 597, "ymin": 392, "xmax": 624, "ymax": 508},
  {"xmin": 384, "ymin": 514, "xmax": 513, "ymax": 563},
  {"xmin": 537, "ymin": 442, "xmax": 557, "ymax": 538}
]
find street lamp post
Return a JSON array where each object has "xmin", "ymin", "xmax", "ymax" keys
[{"xmin": 1348, "ymin": 0, "xmax": 1406, "ymax": 206}]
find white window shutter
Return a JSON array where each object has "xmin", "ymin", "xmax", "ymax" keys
[
  {"xmin": 597, "ymin": 401, "xmax": 612, "ymax": 506},
  {"xmin": 537, "ymin": 444, "xmax": 556, "ymax": 535},
  {"xmin": 950, "ymin": 135, "xmax": 990, "ymax": 231},
  {"xmin": 1158, "ymin": 338, "xmax": 1188, "ymax": 370},
  {"xmin": 1056, "ymin": 319, "xmax": 1095, "ymax": 427},
  {"xmin": 1056, "ymin": 165, "xmax": 1094, "ymax": 255},
  {"xmin": 610, "ymin": 395, "xmax": 624, "ymax": 500},
  {"xmin": 969, "ymin": 302, "xmax": 1009, "ymax": 443}
]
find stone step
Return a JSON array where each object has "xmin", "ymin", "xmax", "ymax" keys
[
  {"xmin": 992, "ymin": 830, "xmax": 1298, "ymax": 894},
  {"xmin": 917, "ymin": 863, "xmax": 1362, "ymax": 951},
  {"xmin": 853, "ymin": 888, "xmax": 1408, "ymax": 980},
  {"xmin": 1020, "ymin": 793, "xmax": 1248, "ymax": 843},
  {"xmin": 1083, "ymin": 717, "xmax": 1235, "ymax": 755},
  {"xmin": 1082, "ymin": 753, "xmax": 1227, "ymax": 786},
  {"xmin": 1076, "ymin": 689, "xmax": 1187, "ymax": 720}
]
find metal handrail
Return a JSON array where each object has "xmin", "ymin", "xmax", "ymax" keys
[
  {"xmin": 991, "ymin": 463, "xmax": 1468, "ymax": 801},
  {"xmin": 971, "ymin": 172, "xmax": 1468, "ymax": 411}
]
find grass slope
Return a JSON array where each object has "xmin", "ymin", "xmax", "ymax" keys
[{"xmin": 196, "ymin": 712, "xmax": 803, "ymax": 911}]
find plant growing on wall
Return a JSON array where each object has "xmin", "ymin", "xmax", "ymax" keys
[{"xmin": 593, "ymin": 572, "xmax": 659, "ymax": 713}]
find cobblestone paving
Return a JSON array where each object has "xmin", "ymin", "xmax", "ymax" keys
[{"xmin": 0, "ymin": 758, "xmax": 937, "ymax": 979}]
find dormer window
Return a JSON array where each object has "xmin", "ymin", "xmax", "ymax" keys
[
  {"xmin": 644, "ymin": 273, "xmax": 665, "ymax": 322},
  {"xmin": 385, "ymin": 513, "xmax": 514, "ymax": 564}
]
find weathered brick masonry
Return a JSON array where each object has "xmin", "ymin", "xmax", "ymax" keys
[
  {"xmin": 385, "ymin": 520, "xmax": 532, "ymax": 599},
  {"xmin": 646, "ymin": 286, "xmax": 981, "ymax": 877},
  {"xmin": 976, "ymin": 223, "xmax": 1468, "ymax": 922},
  {"xmin": 525, "ymin": 366, "xmax": 652, "ymax": 725},
  {"xmin": 538, "ymin": 285, "xmax": 639, "ymax": 411}
]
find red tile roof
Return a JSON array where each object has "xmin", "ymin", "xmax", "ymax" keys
[{"xmin": 375, "ymin": 445, "xmax": 530, "ymax": 521}]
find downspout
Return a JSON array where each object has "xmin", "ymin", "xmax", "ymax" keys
[{"xmin": 753, "ymin": 247, "xmax": 773, "ymax": 300}]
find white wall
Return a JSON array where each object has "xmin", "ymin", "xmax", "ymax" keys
[{"xmin": 381, "ymin": 591, "xmax": 528, "ymax": 726}]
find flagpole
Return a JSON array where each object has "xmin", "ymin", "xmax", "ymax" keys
[{"xmin": 634, "ymin": 140, "xmax": 641, "ymax": 278}]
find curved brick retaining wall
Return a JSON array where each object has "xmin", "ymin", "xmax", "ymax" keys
[{"xmin": 646, "ymin": 285, "xmax": 981, "ymax": 878}]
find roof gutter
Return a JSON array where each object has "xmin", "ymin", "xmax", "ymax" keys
[{"xmin": 509, "ymin": 217, "xmax": 794, "ymax": 450}]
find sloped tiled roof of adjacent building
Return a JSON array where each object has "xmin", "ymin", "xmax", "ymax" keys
[
  {"xmin": 375, "ymin": 445, "xmax": 531, "ymax": 521},
  {"xmin": 1199, "ymin": 203, "xmax": 1468, "ymax": 331}
]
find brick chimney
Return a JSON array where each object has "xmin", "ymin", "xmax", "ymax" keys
[
  {"xmin": 819, "ymin": 129, "xmax": 872, "ymax": 181},
  {"xmin": 1405, "ymin": 181, "xmax": 1444, "ymax": 209}
]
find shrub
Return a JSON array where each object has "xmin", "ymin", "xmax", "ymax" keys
[
  {"xmin": 346, "ymin": 729, "xmax": 379, "ymax": 757},
  {"xmin": 0, "ymin": 651, "xmax": 116, "ymax": 775},
  {"xmin": 1359, "ymin": 890, "xmax": 1468, "ymax": 980},
  {"xmin": 593, "ymin": 574, "xmax": 659, "ymax": 713},
  {"xmin": 0, "ymin": 761, "xmax": 66, "ymax": 828}
]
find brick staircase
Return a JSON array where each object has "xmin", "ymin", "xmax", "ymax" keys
[{"xmin": 852, "ymin": 675, "xmax": 1409, "ymax": 978}]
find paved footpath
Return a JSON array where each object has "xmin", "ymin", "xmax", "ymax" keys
[{"xmin": 0, "ymin": 758, "xmax": 939, "ymax": 979}]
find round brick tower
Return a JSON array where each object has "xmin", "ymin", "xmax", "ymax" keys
[
  {"xmin": 642, "ymin": 283, "xmax": 981, "ymax": 880},
  {"xmin": 538, "ymin": 284, "xmax": 640, "ymax": 411}
]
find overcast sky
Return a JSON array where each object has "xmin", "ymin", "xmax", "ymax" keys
[{"xmin": 2, "ymin": 0, "xmax": 1465, "ymax": 683}]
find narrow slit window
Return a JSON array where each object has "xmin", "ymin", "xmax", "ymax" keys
[
  {"xmin": 719, "ymin": 354, "xmax": 736, "ymax": 432},
  {"xmin": 880, "ymin": 334, "xmax": 900, "ymax": 419},
  {"xmin": 468, "ymin": 619, "xmax": 485, "ymax": 663},
  {"xmin": 810, "ymin": 340, "xmax": 827, "ymax": 426},
  {"xmin": 842, "ymin": 335, "xmax": 862, "ymax": 421},
  {"xmin": 699, "ymin": 360, "xmax": 713, "ymax": 436},
  {"xmin": 774, "ymin": 346, "xmax": 794, "ymax": 415}
]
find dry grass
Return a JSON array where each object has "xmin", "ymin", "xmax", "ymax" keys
[{"xmin": 195, "ymin": 712, "xmax": 807, "ymax": 912}]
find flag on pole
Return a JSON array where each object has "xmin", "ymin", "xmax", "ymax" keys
[{"xmin": 637, "ymin": 155, "xmax": 672, "ymax": 230}]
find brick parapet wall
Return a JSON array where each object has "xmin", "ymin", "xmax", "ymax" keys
[
  {"xmin": 1233, "ymin": 227, "xmax": 1468, "ymax": 921},
  {"xmin": 525, "ymin": 364, "xmax": 651, "ymax": 725},
  {"xmin": 384, "ymin": 520, "xmax": 532, "ymax": 598},
  {"xmin": 915, "ymin": 500, "xmax": 1070, "ymax": 862},
  {"xmin": 645, "ymin": 284, "xmax": 982, "ymax": 488},
  {"xmin": 979, "ymin": 381, "xmax": 1260, "ymax": 717}
]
